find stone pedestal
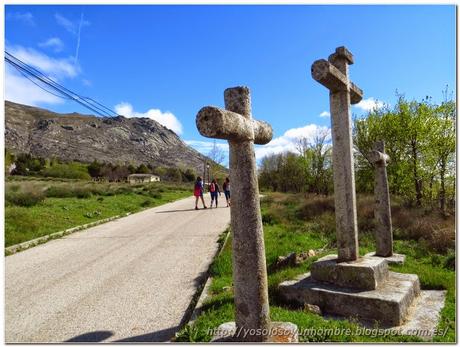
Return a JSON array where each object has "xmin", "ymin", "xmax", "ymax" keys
[
  {"xmin": 311, "ymin": 255, "xmax": 389, "ymax": 290},
  {"xmin": 278, "ymin": 253, "xmax": 423, "ymax": 327},
  {"xmin": 364, "ymin": 252, "xmax": 406, "ymax": 265},
  {"xmin": 211, "ymin": 321, "xmax": 298, "ymax": 342},
  {"xmin": 279, "ymin": 269, "xmax": 420, "ymax": 326}
]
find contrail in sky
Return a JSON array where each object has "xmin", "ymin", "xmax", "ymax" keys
[{"xmin": 74, "ymin": 12, "xmax": 84, "ymax": 65}]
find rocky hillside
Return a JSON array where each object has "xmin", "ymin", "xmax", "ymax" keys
[{"xmin": 5, "ymin": 101, "xmax": 211, "ymax": 173}]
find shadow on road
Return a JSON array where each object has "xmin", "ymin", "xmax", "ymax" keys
[
  {"xmin": 65, "ymin": 330, "xmax": 114, "ymax": 342},
  {"xmin": 116, "ymin": 326, "xmax": 180, "ymax": 342},
  {"xmin": 156, "ymin": 208, "xmax": 200, "ymax": 213},
  {"xmin": 156, "ymin": 206, "xmax": 228, "ymax": 214}
]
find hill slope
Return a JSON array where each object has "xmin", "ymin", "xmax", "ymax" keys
[{"xmin": 5, "ymin": 101, "xmax": 211, "ymax": 173}]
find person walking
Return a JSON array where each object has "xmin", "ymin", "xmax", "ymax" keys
[
  {"xmin": 194, "ymin": 176, "xmax": 207, "ymax": 210},
  {"xmin": 223, "ymin": 177, "xmax": 231, "ymax": 207},
  {"xmin": 209, "ymin": 179, "xmax": 221, "ymax": 208}
]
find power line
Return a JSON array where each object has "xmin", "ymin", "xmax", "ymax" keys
[
  {"xmin": 5, "ymin": 52, "xmax": 109, "ymax": 117},
  {"xmin": 6, "ymin": 54, "xmax": 108, "ymax": 116},
  {"xmin": 8, "ymin": 61, "xmax": 71, "ymax": 100},
  {"xmin": 5, "ymin": 51, "xmax": 119, "ymax": 117}
]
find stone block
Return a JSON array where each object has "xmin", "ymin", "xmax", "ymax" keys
[
  {"xmin": 364, "ymin": 252, "xmax": 406, "ymax": 265},
  {"xmin": 211, "ymin": 321, "xmax": 298, "ymax": 342},
  {"xmin": 278, "ymin": 271, "xmax": 420, "ymax": 326},
  {"xmin": 310, "ymin": 254, "xmax": 389, "ymax": 290},
  {"xmin": 389, "ymin": 290, "xmax": 447, "ymax": 340}
]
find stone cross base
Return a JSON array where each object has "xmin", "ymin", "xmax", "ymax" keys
[
  {"xmin": 211, "ymin": 321, "xmax": 299, "ymax": 342},
  {"xmin": 279, "ymin": 271, "xmax": 420, "ymax": 326},
  {"xmin": 311, "ymin": 255, "xmax": 389, "ymax": 290},
  {"xmin": 364, "ymin": 252, "xmax": 406, "ymax": 265}
]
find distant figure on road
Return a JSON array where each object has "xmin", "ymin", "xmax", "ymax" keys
[
  {"xmin": 194, "ymin": 176, "xmax": 207, "ymax": 210},
  {"xmin": 209, "ymin": 179, "xmax": 221, "ymax": 208},
  {"xmin": 223, "ymin": 177, "xmax": 231, "ymax": 207}
]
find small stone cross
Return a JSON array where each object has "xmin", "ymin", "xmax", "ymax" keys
[
  {"xmin": 196, "ymin": 86, "xmax": 272, "ymax": 341},
  {"xmin": 311, "ymin": 46, "xmax": 363, "ymax": 262},
  {"xmin": 369, "ymin": 140, "xmax": 393, "ymax": 257}
]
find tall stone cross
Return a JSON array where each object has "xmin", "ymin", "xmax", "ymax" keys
[
  {"xmin": 196, "ymin": 86, "xmax": 272, "ymax": 341},
  {"xmin": 369, "ymin": 140, "xmax": 393, "ymax": 257},
  {"xmin": 311, "ymin": 46, "xmax": 363, "ymax": 262}
]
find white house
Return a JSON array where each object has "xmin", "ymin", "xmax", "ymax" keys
[{"xmin": 128, "ymin": 173, "xmax": 160, "ymax": 184}]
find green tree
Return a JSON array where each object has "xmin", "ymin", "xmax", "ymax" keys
[
  {"xmin": 296, "ymin": 129, "xmax": 333, "ymax": 195},
  {"xmin": 88, "ymin": 160, "xmax": 103, "ymax": 178},
  {"xmin": 165, "ymin": 167, "xmax": 182, "ymax": 182},
  {"xmin": 5, "ymin": 149, "xmax": 15, "ymax": 175},
  {"xmin": 183, "ymin": 168, "xmax": 196, "ymax": 182},
  {"xmin": 136, "ymin": 164, "xmax": 150, "ymax": 174},
  {"xmin": 430, "ymin": 99, "xmax": 456, "ymax": 213},
  {"xmin": 353, "ymin": 92, "xmax": 455, "ymax": 209}
]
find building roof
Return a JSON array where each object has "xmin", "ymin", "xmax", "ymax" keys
[{"xmin": 128, "ymin": 174, "xmax": 159, "ymax": 178}]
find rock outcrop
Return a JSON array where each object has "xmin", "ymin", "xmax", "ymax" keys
[{"xmin": 5, "ymin": 101, "xmax": 213, "ymax": 173}]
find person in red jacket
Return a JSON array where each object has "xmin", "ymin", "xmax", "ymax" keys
[{"xmin": 194, "ymin": 177, "xmax": 207, "ymax": 210}]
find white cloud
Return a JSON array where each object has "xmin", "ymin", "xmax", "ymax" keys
[
  {"xmin": 114, "ymin": 102, "xmax": 183, "ymax": 135},
  {"xmin": 7, "ymin": 12, "xmax": 35, "ymax": 26},
  {"xmin": 7, "ymin": 45, "xmax": 78, "ymax": 80},
  {"xmin": 354, "ymin": 97, "xmax": 385, "ymax": 112},
  {"xmin": 114, "ymin": 102, "xmax": 134, "ymax": 117},
  {"xmin": 319, "ymin": 111, "xmax": 330, "ymax": 118},
  {"xmin": 5, "ymin": 65, "xmax": 64, "ymax": 106},
  {"xmin": 185, "ymin": 124, "xmax": 330, "ymax": 165},
  {"xmin": 254, "ymin": 124, "xmax": 330, "ymax": 160},
  {"xmin": 38, "ymin": 37, "xmax": 64, "ymax": 52},
  {"xmin": 5, "ymin": 45, "xmax": 80, "ymax": 106},
  {"xmin": 55, "ymin": 13, "xmax": 77, "ymax": 34},
  {"xmin": 55, "ymin": 13, "xmax": 90, "ymax": 35}
]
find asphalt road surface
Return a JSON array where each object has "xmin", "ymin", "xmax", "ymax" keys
[{"xmin": 5, "ymin": 196, "xmax": 230, "ymax": 342}]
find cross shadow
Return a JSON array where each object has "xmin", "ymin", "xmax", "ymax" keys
[
  {"xmin": 156, "ymin": 208, "xmax": 201, "ymax": 213},
  {"xmin": 65, "ymin": 330, "xmax": 113, "ymax": 342},
  {"xmin": 63, "ymin": 271, "xmax": 210, "ymax": 342},
  {"xmin": 115, "ymin": 326, "xmax": 179, "ymax": 342}
]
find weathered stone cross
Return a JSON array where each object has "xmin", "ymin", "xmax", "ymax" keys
[
  {"xmin": 196, "ymin": 86, "xmax": 272, "ymax": 341},
  {"xmin": 311, "ymin": 46, "xmax": 363, "ymax": 262},
  {"xmin": 369, "ymin": 140, "xmax": 393, "ymax": 257}
]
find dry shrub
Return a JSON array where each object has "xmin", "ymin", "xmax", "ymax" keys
[
  {"xmin": 6, "ymin": 183, "xmax": 46, "ymax": 207},
  {"xmin": 270, "ymin": 192, "xmax": 290, "ymax": 204},
  {"xmin": 7, "ymin": 190, "xmax": 45, "ymax": 207},
  {"xmin": 393, "ymin": 207, "xmax": 455, "ymax": 254},
  {"xmin": 296, "ymin": 195, "xmax": 335, "ymax": 220},
  {"xmin": 430, "ymin": 227, "xmax": 455, "ymax": 253},
  {"xmin": 357, "ymin": 195, "xmax": 375, "ymax": 233},
  {"xmin": 264, "ymin": 203, "xmax": 286, "ymax": 224}
]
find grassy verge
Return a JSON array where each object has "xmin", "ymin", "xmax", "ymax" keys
[
  {"xmin": 176, "ymin": 192, "xmax": 455, "ymax": 342},
  {"xmin": 5, "ymin": 179, "xmax": 192, "ymax": 247}
]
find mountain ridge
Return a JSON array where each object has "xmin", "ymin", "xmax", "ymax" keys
[{"xmin": 5, "ymin": 100, "xmax": 211, "ymax": 174}]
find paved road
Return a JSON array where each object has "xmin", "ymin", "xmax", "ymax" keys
[{"xmin": 5, "ymin": 196, "xmax": 230, "ymax": 342}]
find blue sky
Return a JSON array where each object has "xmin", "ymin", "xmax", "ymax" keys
[{"xmin": 5, "ymin": 5, "xmax": 456, "ymax": 166}]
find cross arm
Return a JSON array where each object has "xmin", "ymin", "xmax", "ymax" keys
[
  {"xmin": 369, "ymin": 150, "xmax": 390, "ymax": 166},
  {"xmin": 196, "ymin": 106, "xmax": 273, "ymax": 145},
  {"xmin": 311, "ymin": 59, "xmax": 363, "ymax": 104}
]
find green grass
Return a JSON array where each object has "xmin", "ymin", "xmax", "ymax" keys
[
  {"xmin": 5, "ymin": 180, "xmax": 192, "ymax": 247},
  {"xmin": 176, "ymin": 192, "xmax": 455, "ymax": 342}
]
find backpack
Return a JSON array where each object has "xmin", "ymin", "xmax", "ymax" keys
[{"xmin": 210, "ymin": 183, "xmax": 216, "ymax": 192}]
